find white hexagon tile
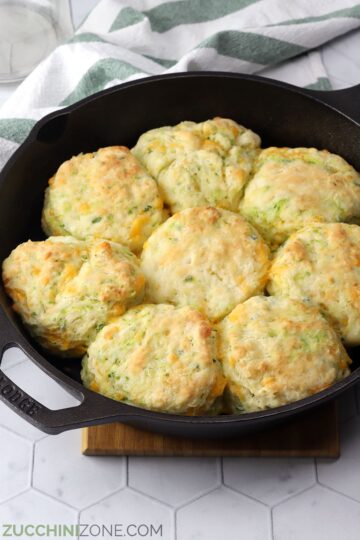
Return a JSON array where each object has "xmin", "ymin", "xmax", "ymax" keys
[
  {"xmin": 80, "ymin": 489, "xmax": 174, "ymax": 540},
  {"xmin": 273, "ymin": 485, "xmax": 360, "ymax": 540},
  {"xmin": 128, "ymin": 457, "xmax": 221, "ymax": 506},
  {"xmin": 177, "ymin": 487, "xmax": 270, "ymax": 540},
  {"xmin": 223, "ymin": 457, "xmax": 316, "ymax": 505},
  {"xmin": 317, "ymin": 415, "xmax": 360, "ymax": 502},
  {"xmin": 0, "ymin": 490, "xmax": 78, "ymax": 536},
  {"xmin": 0, "ymin": 426, "xmax": 32, "ymax": 503},
  {"xmin": 33, "ymin": 430, "xmax": 126, "ymax": 509}
]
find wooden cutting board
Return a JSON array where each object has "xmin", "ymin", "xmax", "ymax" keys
[{"xmin": 82, "ymin": 401, "xmax": 339, "ymax": 457}]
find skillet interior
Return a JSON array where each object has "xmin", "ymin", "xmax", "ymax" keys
[{"xmin": 0, "ymin": 72, "xmax": 359, "ymax": 436}]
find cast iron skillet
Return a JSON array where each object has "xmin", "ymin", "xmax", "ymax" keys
[{"xmin": 0, "ymin": 72, "xmax": 359, "ymax": 438}]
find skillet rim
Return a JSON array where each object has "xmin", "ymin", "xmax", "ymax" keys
[{"xmin": 0, "ymin": 70, "xmax": 359, "ymax": 433}]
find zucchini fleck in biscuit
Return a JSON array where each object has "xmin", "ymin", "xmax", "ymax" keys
[
  {"xmin": 239, "ymin": 147, "xmax": 360, "ymax": 249},
  {"xmin": 2, "ymin": 236, "xmax": 145, "ymax": 356},
  {"xmin": 140, "ymin": 206, "xmax": 270, "ymax": 322},
  {"xmin": 42, "ymin": 146, "xmax": 166, "ymax": 253},
  {"xmin": 268, "ymin": 222, "xmax": 360, "ymax": 345},
  {"xmin": 217, "ymin": 296, "xmax": 350, "ymax": 413},
  {"xmin": 133, "ymin": 117, "xmax": 261, "ymax": 213},
  {"xmin": 81, "ymin": 304, "xmax": 226, "ymax": 415}
]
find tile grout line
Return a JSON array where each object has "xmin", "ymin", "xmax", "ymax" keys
[
  {"xmin": 77, "ymin": 507, "xmax": 81, "ymax": 540},
  {"xmin": 314, "ymin": 457, "xmax": 319, "ymax": 484},
  {"xmin": 269, "ymin": 507, "xmax": 275, "ymax": 540},
  {"xmin": 223, "ymin": 484, "xmax": 270, "ymax": 508},
  {"xmin": 174, "ymin": 486, "xmax": 221, "ymax": 512},
  {"xmin": 0, "ymin": 487, "xmax": 31, "ymax": 507},
  {"xmin": 29, "ymin": 441, "xmax": 35, "ymax": 488},
  {"xmin": 173, "ymin": 508, "xmax": 178, "ymax": 540},
  {"xmin": 270, "ymin": 484, "xmax": 317, "ymax": 510},
  {"xmin": 1, "ymin": 357, "xmax": 27, "ymax": 373},
  {"xmin": 0, "ymin": 422, "xmax": 38, "ymax": 443},
  {"xmin": 31, "ymin": 486, "xmax": 81, "ymax": 512},
  {"xmin": 126, "ymin": 485, "xmax": 178, "ymax": 510},
  {"xmin": 36, "ymin": 451, "xmax": 129, "ymax": 512},
  {"xmin": 76, "ymin": 485, "xmax": 128, "ymax": 513},
  {"xmin": 127, "ymin": 485, "xmax": 176, "ymax": 509},
  {"xmin": 127, "ymin": 459, "xmax": 222, "ymax": 510},
  {"xmin": 0, "ymin": 417, "xmax": 49, "ymax": 443},
  {"xmin": 316, "ymin": 482, "xmax": 360, "ymax": 506}
]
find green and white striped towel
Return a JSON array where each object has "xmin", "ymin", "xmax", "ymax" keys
[{"xmin": 0, "ymin": 0, "xmax": 359, "ymax": 170}]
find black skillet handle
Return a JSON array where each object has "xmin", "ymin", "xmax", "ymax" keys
[
  {"xmin": 304, "ymin": 84, "xmax": 360, "ymax": 124},
  {"xmin": 0, "ymin": 364, "xmax": 137, "ymax": 435},
  {"xmin": 0, "ymin": 308, "xmax": 138, "ymax": 434}
]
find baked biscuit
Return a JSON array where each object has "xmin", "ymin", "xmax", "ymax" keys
[
  {"xmin": 268, "ymin": 223, "xmax": 360, "ymax": 345},
  {"xmin": 2, "ymin": 236, "xmax": 145, "ymax": 356},
  {"xmin": 217, "ymin": 296, "xmax": 350, "ymax": 413},
  {"xmin": 140, "ymin": 207, "xmax": 270, "ymax": 321},
  {"xmin": 81, "ymin": 304, "xmax": 226, "ymax": 415},
  {"xmin": 133, "ymin": 117, "xmax": 261, "ymax": 213},
  {"xmin": 42, "ymin": 146, "xmax": 165, "ymax": 253},
  {"xmin": 239, "ymin": 147, "xmax": 360, "ymax": 248}
]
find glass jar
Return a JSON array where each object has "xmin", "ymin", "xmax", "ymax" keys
[{"xmin": 0, "ymin": 0, "xmax": 74, "ymax": 83}]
